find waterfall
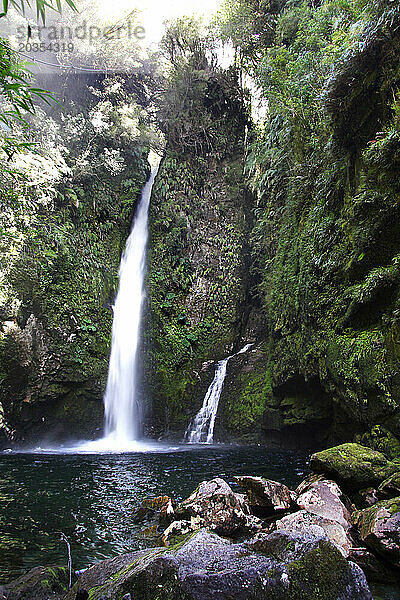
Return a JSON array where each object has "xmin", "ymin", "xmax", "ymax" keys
[
  {"xmin": 185, "ymin": 343, "xmax": 253, "ymax": 444},
  {"xmin": 102, "ymin": 159, "xmax": 160, "ymax": 446}
]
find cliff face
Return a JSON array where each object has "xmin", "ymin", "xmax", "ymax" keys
[
  {"xmin": 144, "ymin": 150, "xmax": 253, "ymax": 438},
  {"xmin": 144, "ymin": 5, "xmax": 400, "ymax": 456},
  {"xmin": 0, "ymin": 74, "xmax": 150, "ymax": 446},
  {"xmin": 211, "ymin": 4, "xmax": 400, "ymax": 455},
  {"xmin": 143, "ymin": 61, "xmax": 254, "ymax": 438}
]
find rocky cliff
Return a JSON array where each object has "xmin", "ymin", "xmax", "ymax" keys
[{"xmin": 0, "ymin": 74, "xmax": 150, "ymax": 446}]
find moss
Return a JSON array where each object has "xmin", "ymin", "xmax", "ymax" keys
[
  {"xmin": 145, "ymin": 143, "xmax": 252, "ymax": 436},
  {"xmin": 355, "ymin": 496, "xmax": 400, "ymax": 546},
  {"xmin": 287, "ymin": 541, "xmax": 351, "ymax": 600},
  {"xmin": 355, "ymin": 425, "xmax": 400, "ymax": 461},
  {"xmin": 310, "ymin": 443, "xmax": 398, "ymax": 490}
]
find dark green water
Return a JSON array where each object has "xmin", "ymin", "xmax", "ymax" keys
[{"xmin": 0, "ymin": 444, "xmax": 308, "ymax": 584}]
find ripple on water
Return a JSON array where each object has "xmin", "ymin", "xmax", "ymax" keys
[{"xmin": 0, "ymin": 445, "xmax": 308, "ymax": 583}]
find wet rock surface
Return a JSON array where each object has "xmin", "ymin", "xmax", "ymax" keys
[
  {"xmin": 233, "ymin": 475, "xmax": 292, "ymax": 515},
  {"xmin": 174, "ymin": 477, "xmax": 261, "ymax": 535},
  {"xmin": 296, "ymin": 479, "xmax": 352, "ymax": 529},
  {"xmin": 354, "ymin": 497, "xmax": 400, "ymax": 568},
  {"xmin": 276, "ymin": 510, "xmax": 353, "ymax": 557},
  {"xmin": 377, "ymin": 472, "xmax": 400, "ymax": 498},
  {"xmin": 4, "ymin": 566, "xmax": 69, "ymax": 600},
  {"xmin": 65, "ymin": 529, "xmax": 371, "ymax": 600}
]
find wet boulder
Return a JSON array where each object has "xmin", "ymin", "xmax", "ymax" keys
[
  {"xmin": 133, "ymin": 496, "xmax": 174, "ymax": 524},
  {"xmin": 161, "ymin": 518, "xmax": 201, "ymax": 546},
  {"xmin": 377, "ymin": 472, "xmax": 400, "ymax": 499},
  {"xmin": 67, "ymin": 528, "xmax": 372, "ymax": 600},
  {"xmin": 354, "ymin": 497, "xmax": 400, "ymax": 568},
  {"xmin": 276, "ymin": 510, "xmax": 354, "ymax": 557},
  {"xmin": 233, "ymin": 475, "xmax": 293, "ymax": 516},
  {"xmin": 296, "ymin": 479, "xmax": 352, "ymax": 529},
  {"xmin": 4, "ymin": 566, "xmax": 69, "ymax": 600},
  {"xmin": 310, "ymin": 443, "xmax": 397, "ymax": 491},
  {"xmin": 175, "ymin": 477, "xmax": 261, "ymax": 536}
]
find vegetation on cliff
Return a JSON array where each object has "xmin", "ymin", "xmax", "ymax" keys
[
  {"xmin": 209, "ymin": 0, "xmax": 400, "ymax": 452},
  {"xmin": 2, "ymin": 0, "xmax": 400, "ymax": 455}
]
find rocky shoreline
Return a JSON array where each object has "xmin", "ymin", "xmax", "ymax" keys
[{"xmin": 3, "ymin": 443, "xmax": 400, "ymax": 600}]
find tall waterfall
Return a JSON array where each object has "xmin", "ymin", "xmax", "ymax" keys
[
  {"xmin": 103, "ymin": 160, "xmax": 159, "ymax": 445},
  {"xmin": 185, "ymin": 343, "xmax": 253, "ymax": 444}
]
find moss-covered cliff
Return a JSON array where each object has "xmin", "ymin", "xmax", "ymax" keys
[
  {"xmin": 0, "ymin": 75, "xmax": 150, "ymax": 445},
  {"xmin": 213, "ymin": 0, "xmax": 400, "ymax": 454},
  {"xmin": 143, "ymin": 53, "xmax": 253, "ymax": 438},
  {"xmin": 144, "ymin": 2, "xmax": 400, "ymax": 455}
]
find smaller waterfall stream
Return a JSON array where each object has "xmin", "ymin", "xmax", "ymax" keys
[{"xmin": 185, "ymin": 343, "xmax": 253, "ymax": 444}]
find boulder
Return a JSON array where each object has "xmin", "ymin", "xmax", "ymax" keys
[
  {"xmin": 133, "ymin": 496, "xmax": 174, "ymax": 524},
  {"xmin": 296, "ymin": 479, "xmax": 352, "ymax": 529},
  {"xmin": 161, "ymin": 518, "xmax": 201, "ymax": 546},
  {"xmin": 276, "ymin": 510, "xmax": 353, "ymax": 557},
  {"xmin": 348, "ymin": 547, "xmax": 399, "ymax": 584},
  {"xmin": 67, "ymin": 528, "xmax": 372, "ymax": 600},
  {"xmin": 175, "ymin": 478, "xmax": 261, "ymax": 536},
  {"xmin": 310, "ymin": 443, "xmax": 397, "ymax": 490},
  {"xmin": 4, "ymin": 566, "xmax": 69, "ymax": 600},
  {"xmin": 354, "ymin": 497, "xmax": 400, "ymax": 568},
  {"xmin": 233, "ymin": 475, "xmax": 292, "ymax": 515},
  {"xmin": 353, "ymin": 488, "xmax": 380, "ymax": 509},
  {"xmin": 377, "ymin": 472, "xmax": 400, "ymax": 498}
]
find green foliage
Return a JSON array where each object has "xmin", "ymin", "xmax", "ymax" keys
[
  {"xmin": 0, "ymin": 74, "xmax": 151, "ymax": 434},
  {"xmin": 0, "ymin": 38, "xmax": 54, "ymax": 161},
  {"xmin": 0, "ymin": 0, "xmax": 76, "ymax": 22},
  {"xmin": 157, "ymin": 17, "xmax": 249, "ymax": 157},
  {"xmin": 0, "ymin": 0, "xmax": 77, "ymax": 164},
  {"xmin": 145, "ymin": 146, "xmax": 250, "ymax": 430},
  {"xmin": 214, "ymin": 0, "xmax": 400, "ymax": 442}
]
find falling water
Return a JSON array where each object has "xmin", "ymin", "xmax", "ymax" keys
[
  {"xmin": 102, "ymin": 159, "xmax": 160, "ymax": 446},
  {"xmin": 185, "ymin": 343, "xmax": 253, "ymax": 444}
]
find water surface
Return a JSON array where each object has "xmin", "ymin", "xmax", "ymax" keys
[{"xmin": 0, "ymin": 445, "xmax": 308, "ymax": 583}]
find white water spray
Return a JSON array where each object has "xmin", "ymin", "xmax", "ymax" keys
[
  {"xmin": 185, "ymin": 343, "xmax": 253, "ymax": 444},
  {"xmin": 102, "ymin": 159, "xmax": 160, "ymax": 446}
]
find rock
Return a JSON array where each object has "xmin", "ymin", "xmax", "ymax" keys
[
  {"xmin": 142, "ymin": 496, "xmax": 174, "ymax": 511},
  {"xmin": 5, "ymin": 566, "xmax": 69, "ymax": 600},
  {"xmin": 175, "ymin": 477, "xmax": 261, "ymax": 535},
  {"xmin": 161, "ymin": 518, "xmax": 201, "ymax": 546},
  {"xmin": 377, "ymin": 472, "xmax": 400, "ymax": 498},
  {"xmin": 233, "ymin": 475, "xmax": 292, "ymax": 515},
  {"xmin": 246, "ymin": 528, "xmax": 329, "ymax": 560},
  {"xmin": 310, "ymin": 443, "xmax": 397, "ymax": 490},
  {"xmin": 67, "ymin": 528, "xmax": 372, "ymax": 600},
  {"xmin": 296, "ymin": 479, "xmax": 352, "ymax": 529},
  {"xmin": 135, "ymin": 524, "xmax": 160, "ymax": 540},
  {"xmin": 348, "ymin": 547, "xmax": 399, "ymax": 584},
  {"xmin": 159, "ymin": 497, "xmax": 175, "ymax": 525},
  {"xmin": 276, "ymin": 510, "xmax": 354, "ymax": 557},
  {"xmin": 133, "ymin": 496, "xmax": 174, "ymax": 524},
  {"xmin": 354, "ymin": 497, "xmax": 400, "ymax": 568},
  {"xmin": 353, "ymin": 488, "xmax": 380, "ymax": 509}
]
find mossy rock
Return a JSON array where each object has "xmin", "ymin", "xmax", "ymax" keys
[
  {"xmin": 66, "ymin": 529, "xmax": 371, "ymax": 600},
  {"xmin": 355, "ymin": 426, "xmax": 400, "ymax": 462},
  {"xmin": 4, "ymin": 565, "xmax": 69, "ymax": 600},
  {"xmin": 378, "ymin": 472, "xmax": 400, "ymax": 498},
  {"xmin": 354, "ymin": 497, "xmax": 400, "ymax": 568},
  {"xmin": 310, "ymin": 443, "xmax": 398, "ymax": 491}
]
